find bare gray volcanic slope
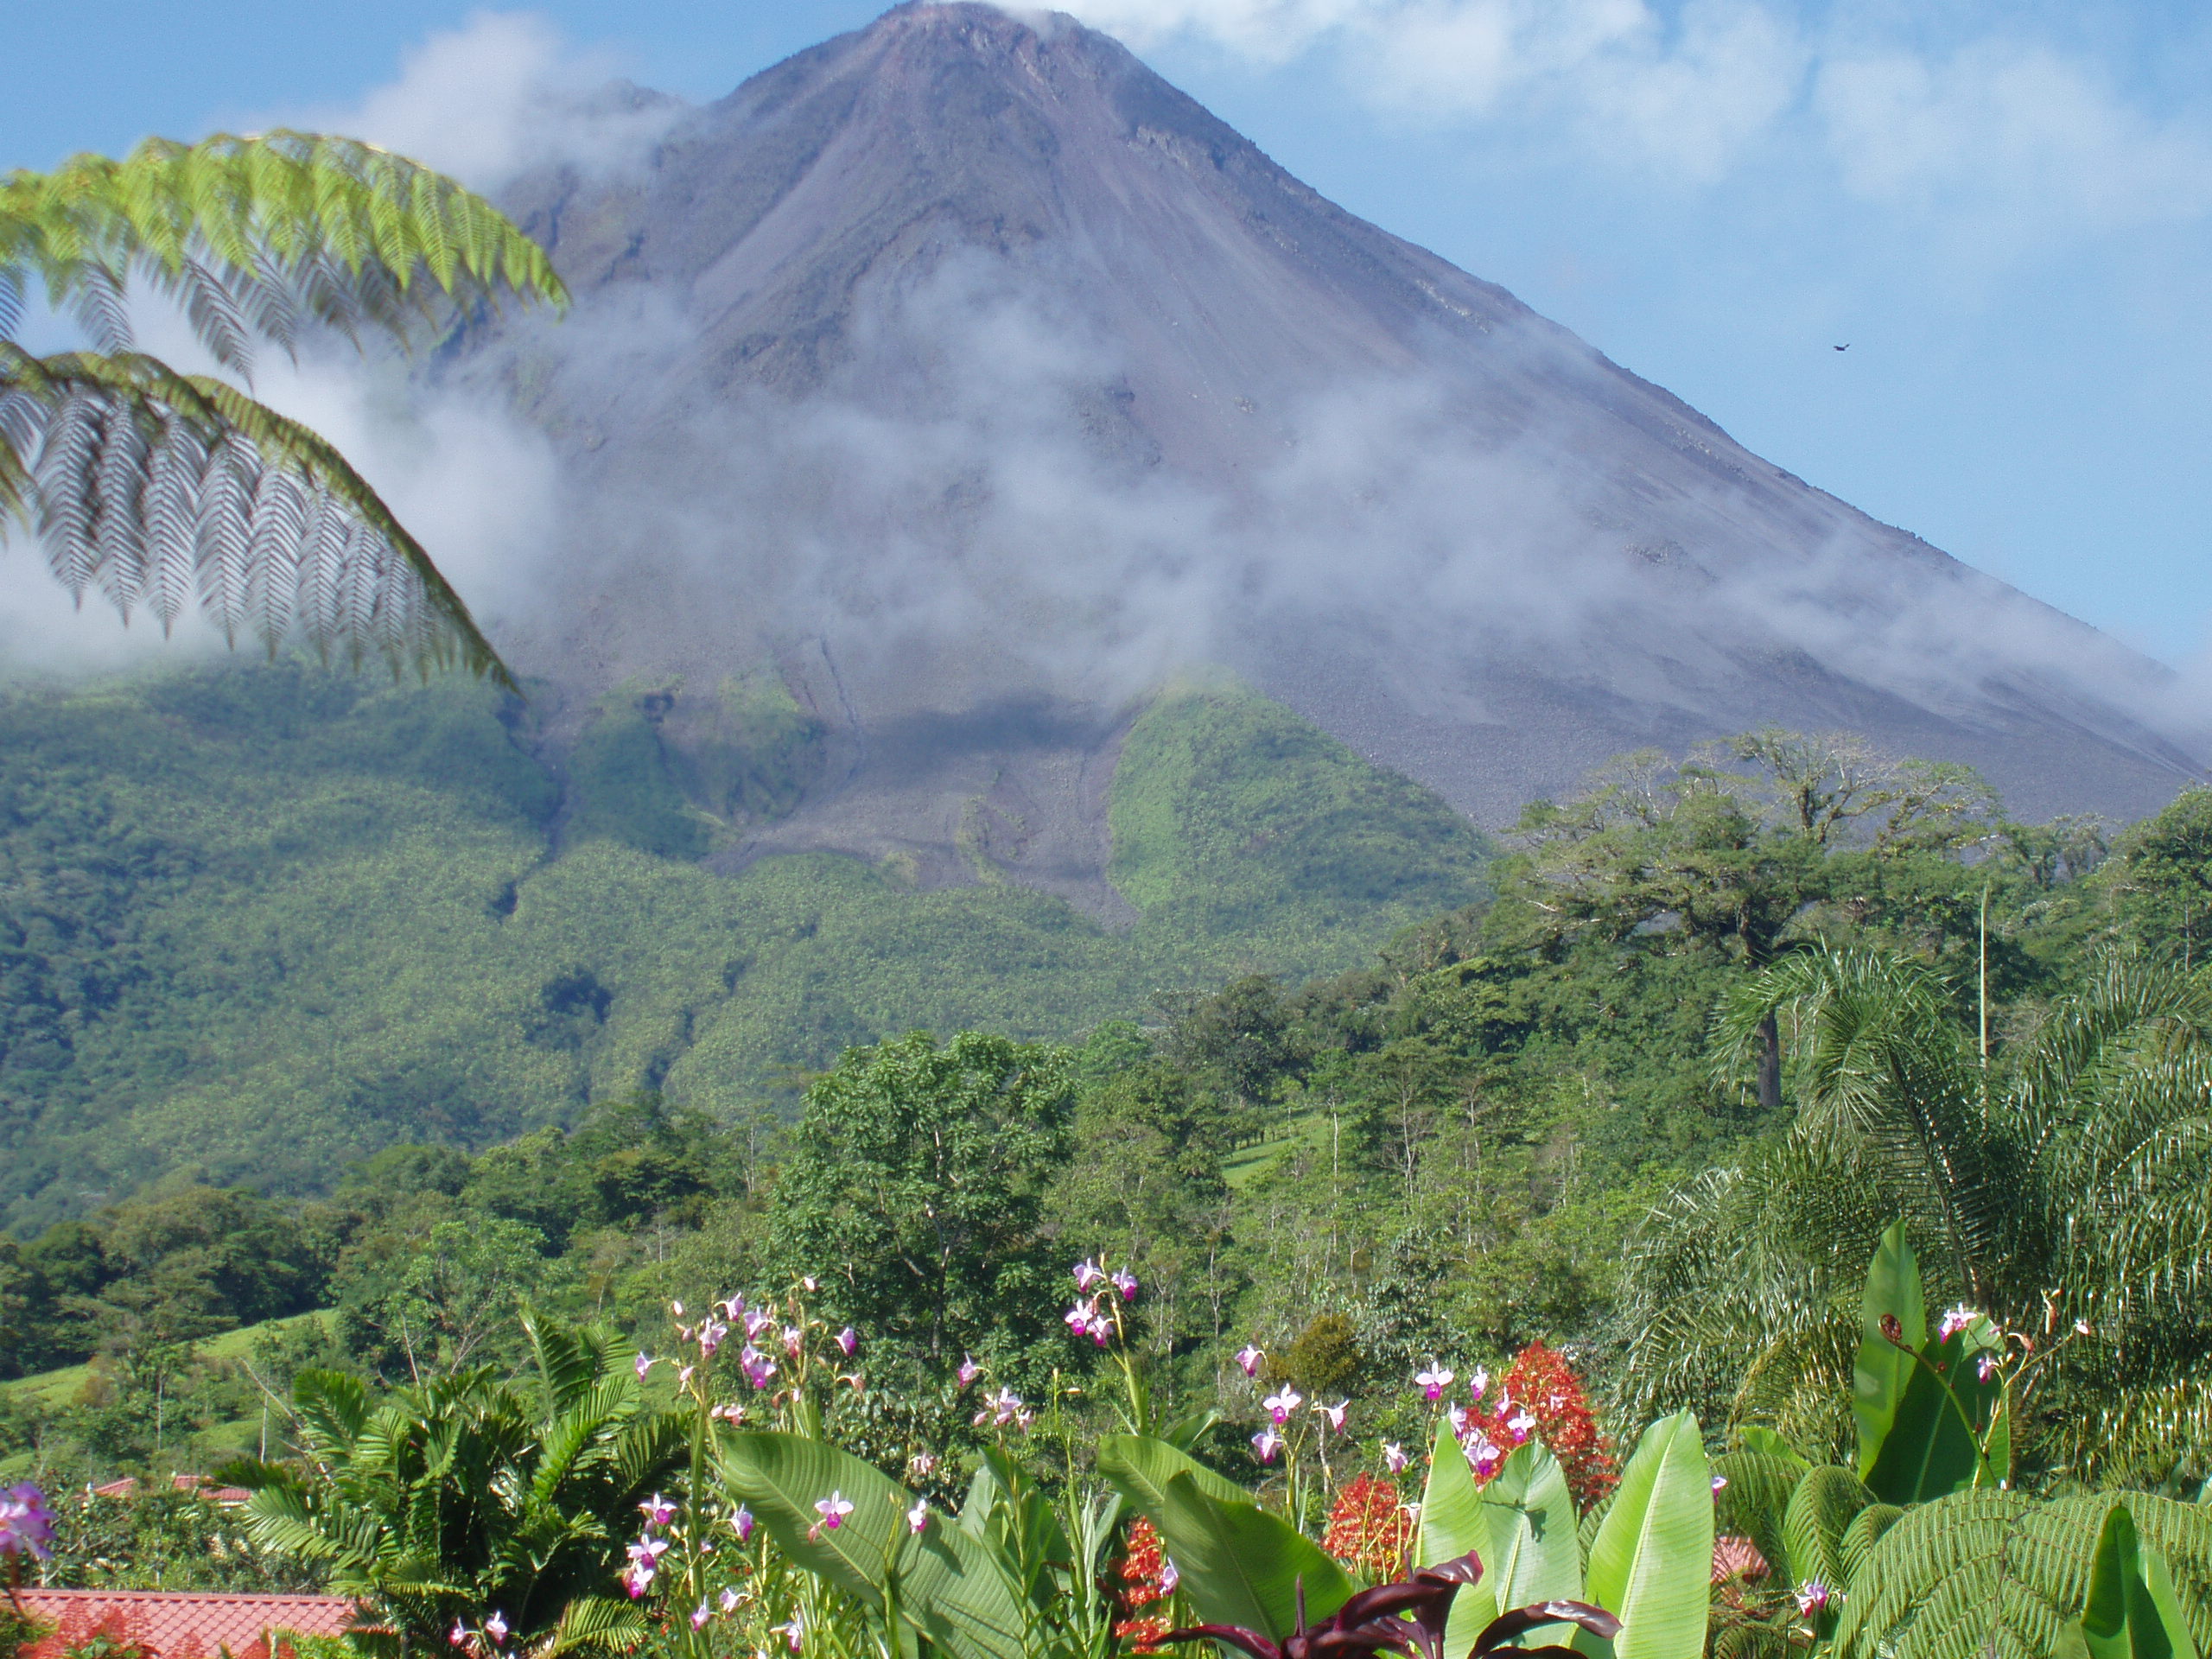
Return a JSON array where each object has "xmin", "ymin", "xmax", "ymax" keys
[{"xmin": 449, "ymin": 0, "xmax": 2202, "ymax": 871}]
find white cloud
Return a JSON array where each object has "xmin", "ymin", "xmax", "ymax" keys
[
  {"xmin": 1056, "ymin": 0, "xmax": 2212, "ymax": 237},
  {"xmin": 283, "ymin": 10, "xmax": 680, "ymax": 193},
  {"xmin": 1815, "ymin": 41, "xmax": 2212, "ymax": 235}
]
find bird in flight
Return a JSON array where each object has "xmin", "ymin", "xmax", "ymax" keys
[{"xmin": 1834, "ymin": 343, "xmax": 1850, "ymax": 352}]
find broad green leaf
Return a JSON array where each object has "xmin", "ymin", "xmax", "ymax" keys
[
  {"xmin": 1863, "ymin": 1332, "xmax": 1999, "ymax": 1507},
  {"xmin": 1853, "ymin": 1219, "xmax": 1926, "ymax": 1479},
  {"xmin": 1160, "ymin": 1409, "xmax": 1222, "ymax": 1453},
  {"xmin": 1449, "ymin": 1440, "xmax": 1585, "ymax": 1659},
  {"xmin": 1574, "ymin": 1413, "xmax": 1713, "ymax": 1659},
  {"xmin": 2069, "ymin": 1503, "xmax": 2202, "ymax": 1659},
  {"xmin": 1735, "ymin": 1427, "xmax": 1810, "ymax": 1471},
  {"xmin": 719, "ymin": 1432, "xmax": 1027, "ymax": 1659},
  {"xmin": 1096, "ymin": 1433, "xmax": 1254, "ymax": 1512},
  {"xmin": 1419, "ymin": 1416, "xmax": 1488, "ymax": 1570},
  {"xmin": 1418, "ymin": 1423, "xmax": 1497, "ymax": 1659},
  {"xmin": 1127, "ymin": 1468, "xmax": 1360, "ymax": 1641}
]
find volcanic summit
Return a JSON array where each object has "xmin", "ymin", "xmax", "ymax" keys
[{"xmin": 452, "ymin": 1, "xmax": 2200, "ymax": 892}]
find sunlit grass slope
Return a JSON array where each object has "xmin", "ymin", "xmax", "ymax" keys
[{"xmin": 0, "ymin": 666, "xmax": 1487, "ymax": 1228}]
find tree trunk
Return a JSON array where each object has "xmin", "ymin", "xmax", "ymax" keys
[{"xmin": 1758, "ymin": 1010, "xmax": 1783, "ymax": 1113}]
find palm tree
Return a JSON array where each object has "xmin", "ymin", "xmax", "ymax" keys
[
  {"xmin": 226, "ymin": 1315, "xmax": 688, "ymax": 1656},
  {"xmin": 1, "ymin": 130, "xmax": 567, "ymax": 683},
  {"xmin": 1615, "ymin": 949, "xmax": 2212, "ymax": 1486}
]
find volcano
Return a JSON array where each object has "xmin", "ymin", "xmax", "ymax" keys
[{"xmin": 452, "ymin": 1, "xmax": 2199, "ymax": 897}]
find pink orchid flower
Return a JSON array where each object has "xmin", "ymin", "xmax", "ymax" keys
[
  {"xmin": 1316, "ymin": 1399, "xmax": 1349, "ymax": 1434},
  {"xmin": 1250, "ymin": 1427, "xmax": 1285, "ymax": 1463},
  {"xmin": 1263, "ymin": 1387, "xmax": 1303, "ymax": 1424},
  {"xmin": 720, "ymin": 1589, "xmax": 741, "ymax": 1614},
  {"xmin": 1382, "ymin": 1441, "xmax": 1409, "ymax": 1474},
  {"xmin": 1073, "ymin": 1258, "xmax": 1106, "ymax": 1290},
  {"xmin": 634, "ymin": 1353, "xmax": 654, "ymax": 1381},
  {"xmin": 639, "ymin": 1493, "xmax": 677, "ymax": 1528},
  {"xmin": 1415, "ymin": 1365, "xmax": 1454, "ymax": 1401},
  {"xmin": 1938, "ymin": 1304, "xmax": 1980, "ymax": 1341},
  {"xmin": 906, "ymin": 1497, "xmax": 931, "ymax": 1534},
  {"xmin": 957, "ymin": 1355, "xmax": 982, "ymax": 1387},
  {"xmin": 691, "ymin": 1604, "xmax": 711, "ymax": 1631},
  {"xmin": 1111, "ymin": 1267, "xmax": 1139, "ymax": 1301},
  {"xmin": 731, "ymin": 1504, "xmax": 755, "ymax": 1541},
  {"xmin": 815, "ymin": 1491, "xmax": 855, "ymax": 1530},
  {"xmin": 1234, "ymin": 1344, "xmax": 1264, "ymax": 1377},
  {"xmin": 836, "ymin": 1326, "xmax": 859, "ymax": 1357},
  {"xmin": 1467, "ymin": 1367, "xmax": 1490, "ymax": 1402}
]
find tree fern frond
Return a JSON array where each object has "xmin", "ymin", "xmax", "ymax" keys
[
  {"xmin": 0, "ymin": 342, "xmax": 510, "ymax": 683},
  {"xmin": 1833, "ymin": 1491, "xmax": 2212, "ymax": 1659}
]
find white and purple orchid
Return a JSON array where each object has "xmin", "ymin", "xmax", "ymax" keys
[
  {"xmin": 720, "ymin": 1589, "xmax": 742, "ymax": 1614},
  {"xmin": 836, "ymin": 1326, "xmax": 859, "ymax": 1357},
  {"xmin": 634, "ymin": 1352, "xmax": 655, "ymax": 1381},
  {"xmin": 1234, "ymin": 1344, "xmax": 1264, "ymax": 1378},
  {"xmin": 484, "ymin": 1612, "xmax": 509, "ymax": 1645},
  {"xmin": 691, "ymin": 1604, "xmax": 711, "ymax": 1632},
  {"xmin": 815, "ymin": 1491, "xmax": 855, "ymax": 1530},
  {"xmin": 731, "ymin": 1504, "xmax": 755, "ymax": 1541},
  {"xmin": 698, "ymin": 1318, "xmax": 729, "ymax": 1357},
  {"xmin": 1503, "ymin": 1408, "xmax": 1536, "ymax": 1444},
  {"xmin": 906, "ymin": 1497, "xmax": 931, "ymax": 1534},
  {"xmin": 1415, "ymin": 1365, "xmax": 1454, "ymax": 1401},
  {"xmin": 1382, "ymin": 1441, "xmax": 1409, "ymax": 1474},
  {"xmin": 1316, "ymin": 1399, "xmax": 1349, "ymax": 1434},
  {"xmin": 1160, "ymin": 1558, "xmax": 1179, "ymax": 1594},
  {"xmin": 1111, "ymin": 1267, "xmax": 1139, "ymax": 1301},
  {"xmin": 1263, "ymin": 1387, "xmax": 1304, "ymax": 1424},
  {"xmin": 1250, "ymin": 1427, "xmax": 1285, "ymax": 1463},
  {"xmin": 957, "ymin": 1355, "xmax": 982, "ymax": 1388},
  {"xmin": 1073, "ymin": 1258, "xmax": 1107, "ymax": 1290},
  {"xmin": 1796, "ymin": 1580, "xmax": 1833, "ymax": 1615},
  {"xmin": 639, "ymin": 1492, "xmax": 677, "ymax": 1529},
  {"xmin": 1937, "ymin": 1304, "xmax": 1980, "ymax": 1342}
]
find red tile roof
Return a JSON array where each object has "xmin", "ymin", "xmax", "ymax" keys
[
  {"xmin": 82, "ymin": 1476, "xmax": 253, "ymax": 1505},
  {"xmin": 16, "ymin": 1588, "xmax": 365, "ymax": 1657}
]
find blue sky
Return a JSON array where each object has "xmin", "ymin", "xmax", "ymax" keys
[{"xmin": 10, "ymin": 0, "xmax": 2209, "ymax": 670}]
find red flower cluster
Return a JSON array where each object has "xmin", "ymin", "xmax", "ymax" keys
[
  {"xmin": 1323, "ymin": 1475, "xmax": 1413, "ymax": 1582},
  {"xmin": 1114, "ymin": 1516, "xmax": 1173, "ymax": 1652},
  {"xmin": 1496, "ymin": 1342, "xmax": 1617, "ymax": 1511}
]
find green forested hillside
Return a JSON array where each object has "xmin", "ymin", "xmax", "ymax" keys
[{"xmin": 0, "ymin": 665, "xmax": 1486, "ymax": 1228}]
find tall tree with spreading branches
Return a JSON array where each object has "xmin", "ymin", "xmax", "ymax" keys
[{"xmin": 0, "ymin": 131, "xmax": 567, "ymax": 683}]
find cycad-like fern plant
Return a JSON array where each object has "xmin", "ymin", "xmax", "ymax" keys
[
  {"xmin": 1615, "ymin": 950, "xmax": 2212, "ymax": 1486},
  {"xmin": 1, "ymin": 131, "xmax": 567, "ymax": 682},
  {"xmin": 222, "ymin": 1314, "xmax": 687, "ymax": 1656}
]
